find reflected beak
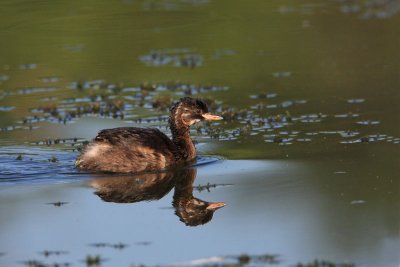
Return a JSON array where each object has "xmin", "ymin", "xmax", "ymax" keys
[
  {"xmin": 206, "ymin": 202, "xmax": 226, "ymax": 210},
  {"xmin": 202, "ymin": 113, "xmax": 223, "ymax": 121}
]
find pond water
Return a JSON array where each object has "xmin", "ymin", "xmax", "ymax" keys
[{"xmin": 0, "ymin": 0, "xmax": 399, "ymax": 266}]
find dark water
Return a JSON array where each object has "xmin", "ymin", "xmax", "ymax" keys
[{"xmin": 0, "ymin": 0, "xmax": 399, "ymax": 266}]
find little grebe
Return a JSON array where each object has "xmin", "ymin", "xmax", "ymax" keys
[{"xmin": 75, "ymin": 97, "xmax": 222, "ymax": 173}]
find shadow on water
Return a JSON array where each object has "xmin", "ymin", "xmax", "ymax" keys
[{"xmin": 89, "ymin": 167, "xmax": 225, "ymax": 226}]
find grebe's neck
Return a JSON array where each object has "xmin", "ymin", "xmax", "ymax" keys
[{"xmin": 169, "ymin": 117, "xmax": 196, "ymax": 162}]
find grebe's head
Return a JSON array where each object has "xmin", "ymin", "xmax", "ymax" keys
[
  {"xmin": 170, "ymin": 97, "xmax": 223, "ymax": 127},
  {"xmin": 174, "ymin": 197, "xmax": 226, "ymax": 226}
]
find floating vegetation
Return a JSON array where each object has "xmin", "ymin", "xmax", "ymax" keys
[
  {"xmin": 2, "ymin": 76, "xmax": 399, "ymax": 151},
  {"xmin": 19, "ymin": 63, "xmax": 37, "ymax": 70},
  {"xmin": 64, "ymin": 44, "xmax": 84, "ymax": 53},
  {"xmin": 340, "ymin": 139, "xmax": 362, "ymax": 144},
  {"xmin": 46, "ymin": 202, "xmax": 68, "ymax": 207},
  {"xmin": 249, "ymin": 92, "xmax": 278, "ymax": 99},
  {"xmin": 238, "ymin": 253, "xmax": 280, "ymax": 265},
  {"xmin": 0, "ymin": 106, "xmax": 15, "ymax": 111},
  {"xmin": 111, "ymin": 242, "xmax": 129, "ymax": 250},
  {"xmin": 20, "ymin": 260, "xmax": 45, "ymax": 267},
  {"xmin": 278, "ymin": 5, "xmax": 315, "ymax": 14},
  {"xmin": 347, "ymin": 98, "xmax": 365, "ymax": 104},
  {"xmin": 356, "ymin": 120, "xmax": 380, "ymax": 125},
  {"xmin": 211, "ymin": 48, "xmax": 236, "ymax": 60},
  {"xmin": 68, "ymin": 79, "xmax": 112, "ymax": 91},
  {"xmin": 338, "ymin": 131, "xmax": 359, "ymax": 138},
  {"xmin": 40, "ymin": 96, "xmax": 58, "ymax": 102},
  {"xmin": 251, "ymin": 100, "xmax": 307, "ymax": 109},
  {"xmin": 33, "ymin": 138, "xmax": 81, "ymax": 147},
  {"xmin": 338, "ymin": 0, "xmax": 400, "ymax": 19},
  {"xmin": 334, "ymin": 113, "xmax": 360, "ymax": 118},
  {"xmin": 296, "ymin": 138, "xmax": 312, "ymax": 142},
  {"xmin": 264, "ymin": 136, "xmax": 294, "ymax": 145},
  {"xmin": 139, "ymin": 48, "xmax": 204, "ymax": 68},
  {"xmin": 2, "ymin": 81, "xmax": 229, "ymax": 133},
  {"xmin": 350, "ymin": 200, "xmax": 366, "ymax": 205},
  {"xmin": 17, "ymin": 87, "xmax": 57, "ymax": 95},
  {"xmin": 39, "ymin": 250, "xmax": 68, "ymax": 257},
  {"xmin": 89, "ymin": 243, "xmax": 109, "ymax": 248},
  {"xmin": 339, "ymin": 134, "xmax": 392, "ymax": 144},
  {"xmin": 0, "ymin": 74, "xmax": 9, "ymax": 81},
  {"xmin": 152, "ymin": 94, "xmax": 173, "ymax": 111},
  {"xmin": 84, "ymin": 255, "xmax": 104, "ymax": 266},
  {"xmin": 29, "ymin": 99, "xmax": 125, "ymax": 124},
  {"xmin": 298, "ymin": 113, "xmax": 327, "ymax": 120},
  {"xmin": 142, "ymin": 0, "xmax": 209, "ymax": 11},
  {"xmin": 40, "ymin": 76, "xmax": 60, "ymax": 83},
  {"xmin": 194, "ymin": 182, "xmax": 231, "ymax": 193},
  {"xmin": 135, "ymin": 241, "xmax": 152, "ymax": 246},
  {"xmin": 340, "ymin": 3, "xmax": 361, "ymax": 14},
  {"xmin": 295, "ymin": 258, "xmax": 355, "ymax": 267},
  {"xmin": 272, "ymin": 71, "xmax": 291, "ymax": 78},
  {"xmin": 89, "ymin": 242, "xmax": 129, "ymax": 250},
  {"xmin": 19, "ymin": 260, "xmax": 71, "ymax": 267}
]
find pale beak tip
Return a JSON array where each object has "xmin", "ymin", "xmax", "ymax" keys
[
  {"xmin": 206, "ymin": 202, "xmax": 226, "ymax": 210},
  {"xmin": 202, "ymin": 113, "xmax": 223, "ymax": 121}
]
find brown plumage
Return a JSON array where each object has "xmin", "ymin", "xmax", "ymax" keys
[{"xmin": 75, "ymin": 97, "xmax": 222, "ymax": 173}]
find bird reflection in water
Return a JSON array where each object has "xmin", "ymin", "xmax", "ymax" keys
[{"xmin": 88, "ymin": 167, "xmax": 225, "ymax": 226}]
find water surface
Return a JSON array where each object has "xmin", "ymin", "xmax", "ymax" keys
[{"xmin": 0, "ymin": 0, "xmax": 399, "ymax": 266}]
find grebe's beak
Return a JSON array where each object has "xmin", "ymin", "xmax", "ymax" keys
[
  {"xmin": 202, "ymin": 113, "xmax": 223, "ymax": 121},
  {"xmin": 206, "ymin": 202, "xmax": 226, "ymax": 210}
]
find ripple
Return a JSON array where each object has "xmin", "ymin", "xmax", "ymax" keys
[{"xmin": 0, "ymin": 146, "xmax": 78, "ymax": 185}]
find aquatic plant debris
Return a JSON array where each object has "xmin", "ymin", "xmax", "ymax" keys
[
  {"xmin": 19, "ymin": 63, "xmax": 37, "ymax": 70},
  {"xmin": 338, "ymin": 0, "xmax": 400, "ymax": 19},
  {"xmin": 46, "ymin": 202, "xmax": 69, "ymax": 207},
  {"xmin": 84, "ymin": 255, "xmax": 105, "ymax": 266},
  {"xmin": 38, "ymin": 250, "xmax": 68, "ymax": 257},
  {"xmin": 194, "ymin": 183, "xmax": 232, "ymax": 193},
  {"xmin": 350, "ymin": 200, "xmax": 366, "ymax": 205},
  {"xmin": 173, "ymin": 253, "xmax": 281, "ymax": 266},
  {"xmin": 0, "ymin": 74, "xmax": 9, "ymax": 81},
  {"xmin": 89, "ymin": 242, "xmax": 129, "ymax": 250},
  {"xmin": 272, "ymin": 71, "xmax": 291, "ymax": 77},
  {"xmin": 142, "ymin": 0, "xmax": 209, "ymax": 11},
  {"xmin": 1, "ymin": 77, "xmax": 399, "ymax": 151},
  {"xmin": 0, "ymin": 106, "xmax": 15, "ymax": 111},
  {"xmin": 139, "ymin": 48, "xmax": 204, "ymax": 68},
  {"xmin": 295, "ymin": 258, "xmax": 355, "ymax": 267}
]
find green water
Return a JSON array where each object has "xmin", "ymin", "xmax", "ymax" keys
[{"xmin": 0, "ymin": 1, "xmax": 399, "ymax": 266}]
